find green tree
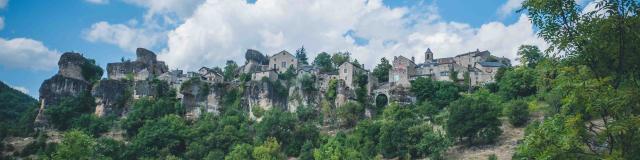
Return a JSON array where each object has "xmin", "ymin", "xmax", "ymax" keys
[
  {"xmin": 53, "ymin": 130, "xmax": 102, "ymax": 160},
  {"xmin": 121, "ymin": 97, "xmax": 183, "ymax": 137},
  {"xmin": 313, "ymin": 52, "xmax": 334, "ymax": 73},
  {"xmin": 255, "ymin": 109, "xmax": 296, "ymax": 155},
  {"xmin": 447, "ymin": 90, "xmax": 502, "ymax": 145},
  {"xmin": 45, "ymin": 92, "xmax": 96, "ymax": 131},
  {"xmin": 505, "ymin": 100, "xmax": 529, "ymax": 127},
  {"xmin": 252, "ymin": 137, "xmax": 285, "ymax": 160},
  {"xmin": 331, "ymin": 52, "xmax": 350, "ymax": 67},
  {"xmin": 224, "ymin": 60, "xmax": 239, "ymax": 81},
  {"xmin": 516, "ymin": 45, "xmax": 543, "ymax": 68},
  {"xmin": 81, "ymin": 58, "xmax": 104, "ymax": 83},
  {"xmin": 372, "ymin": 58, "xmax": 392, "ymax": 83},
  {"xmin": 498, "ymin": 67, "xmax": 537, "ymax": 100},
  {"xmin": 296, "ymin": 46, "xmax": 309, "ymax": 65},
  {"xmin": 298, "ymin": 141, "xmax": 314, "ymax": 160},
  {"xmin": 410, "ymin": 77, "xmax": 461, "ymax": 108},
  {"xmin": 128, "ymin": 115, "xmax": 188, "ymax": 158},
  {"xmin": 337, "ymin": 101, "xmax": 364, "ymax": 128},
  {"xmin": 225, "ymin": 143, "xmax": 254, "ymax": 160}
]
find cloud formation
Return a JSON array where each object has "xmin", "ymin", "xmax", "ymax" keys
[
  {"xmin": 0, "ymin": 37, "xmax": 60, "ymax": 70},
  {"xmin": 155, "ymin": 0, "xmax": 546, "ymax": 70},
  {"xmin": 84, "ymin": 21, "xmax": 163, "ymax": 52}
]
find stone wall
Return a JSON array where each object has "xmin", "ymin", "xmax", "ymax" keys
[{"xmin": 92, "ymin": 80, "xmax": 129, "ymax": 117}]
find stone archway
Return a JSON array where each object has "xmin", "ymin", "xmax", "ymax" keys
[{"xmin": 375, "ymin": 94, "xmax": 389, "ymax": 108}]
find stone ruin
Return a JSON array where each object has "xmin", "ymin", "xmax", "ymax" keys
[{"xmin": 107, "ymin": 48, "xmax": 168, "ymax": 81}]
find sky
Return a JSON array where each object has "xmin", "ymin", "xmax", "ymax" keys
[{"xmin": 0, "ymin": 0, "xmax": 595, "ymax": 98}]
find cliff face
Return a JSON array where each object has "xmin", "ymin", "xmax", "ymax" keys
[
  {"xmin": 244, "ymin": 81, "xmax": 288, "ymax": 119},
  {"xmin": 92, "ymin": 80, "xmax": 130, "ymax": 117},
  {"xmin": 35, "ymin": 52, "xmax": 93, "ymax": 128},
  {"xmin": 180, "ymin": 79, "xmax": 224, "ymax": 119}
]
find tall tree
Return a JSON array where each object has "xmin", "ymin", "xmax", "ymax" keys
[
  {"xmin": 517, "ymin": 45, "xmax": 543, "ymax": 68},
  {"xmin": 312, "ymin": 52, "xmax": 333, "ymax": 73},
  {"xmin": 295, "ymin": 46, "xmax": 309, "ymax": 65},
  {"xmin": 331, "ymin": 52, "xmax": 350, "ymax": 67},
  {"xmin": 224, "ymin": 60, "xmax": 238, "ymax": 81},
  {"xmin": 372, "ymin": 57, "xmax": 392, "ymax": 83}
]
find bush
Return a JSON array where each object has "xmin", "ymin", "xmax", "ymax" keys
[
  {"xmin": 337, "ymin": 101, "xmax": 364, "ymax": 128},
  {"xmin": 447, "ymin": 90, "xmax": 502, "ymax": 145},
  {"xmin": 506, "ymin": 100, "xmax": 530, "ymax": 127}
]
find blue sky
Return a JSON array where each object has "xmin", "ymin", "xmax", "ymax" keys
[{"xmin": 0, "ymin": 0, "xmax": 590, "ymax": 97}]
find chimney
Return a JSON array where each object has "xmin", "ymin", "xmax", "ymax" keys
[{"xmin": 411, "ymin": 56, "xmax": 415, "ymax": 62}]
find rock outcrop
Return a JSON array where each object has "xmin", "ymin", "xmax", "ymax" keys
[
  {"xmin": 180, "ymin": 79, "xmax": 223, "ymax": 119},
  {"xmin": 244, "ymin": 80, "xmax": 288, "ymax": 119},
  {"xmin": 92, "ymin": 80, "xmax": 130, "ymax": 117},
  {"xmin": 107, "ymin": 48, "xmax": 168, "ymax": 81},
  {"xmin": 35, "ymin": 52, "xmax": 93, "ymax": 128}
]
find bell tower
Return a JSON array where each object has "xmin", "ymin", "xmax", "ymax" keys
[{"xmin": 425, "ymin": 48, "xmax": 433, "ymax": 63}]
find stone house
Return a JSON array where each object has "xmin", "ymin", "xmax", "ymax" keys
[
  {"xmin": 454, "ymin": 49, "xmax": 490, "ymax": 69},
  {"xmin": 269, "ymin": 50, "xmax": 298, "ymax": 74},
  {"xmin": 198, "ymin": 67, "xmax": 224, "ymax": 84},
  {"xmin": 389, "ymin": 56, "xmax": 416, "ymax": 88},
  {"xmin": 338, "ymin": 62, "xmax": 367, "ymax": 89},
  {"xmin": 470, "ymin": 61, "xmax": 505, "ymax": 85},
  {"xmin": 252, "ymin": 70, "xmax": 278, "ymax": 82}
]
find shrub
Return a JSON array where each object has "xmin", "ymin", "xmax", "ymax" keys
[{"xmin": 506, "ymin": 100, "xmax": 530, "ymax": 127}]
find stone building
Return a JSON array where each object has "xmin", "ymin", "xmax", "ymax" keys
[
  {"xmin": 389, "ymin": 56, "xmax": 416, "ymax": 88},
  {"xmin": 252, "ymin": 70, "xmax": 278, "ymax": 81},
  {"xmin": 107, "ymin": 48, "xmax": 169, "ymax": 80},
  {"xmin": 338, "ymin": 62, "xmax": 367, "ymax": 89},
  {"xmin": 242, "ymin": 49, "xmax": 270, "ymax": 74},
  {"xmin": 269, "ymin": 50, "xmax": 298, "ymax": 74},
  {"xmin": 198, "ymin": 67, "xmax": 223, "ymax": 84}
]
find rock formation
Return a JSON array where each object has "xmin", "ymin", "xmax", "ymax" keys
[
  {"xmin": 107, "ymin": 48, "xmax": 168, "ymax": 81},
  {"xmin": 35, "ymin": 52, "xmax": 93, "ymax": 128},
  {"xmin": 92, "ymin": 80, "xmax": 130, "ymax": 117}
]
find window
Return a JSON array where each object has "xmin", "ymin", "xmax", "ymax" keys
[
  {"xmin": 282, "ymin": 62, "xmax": 286, "ymax": 68},
  {"xmin": 440, "ymin": 71, "xmax": 448, "ymax": 76},
  {"xmin": 273, "ymin": 64, "xmax": 276, "ymax": 69},
  {"xmin": 344, "ymin": 68, "xmax": 347, "ymax": 73}
]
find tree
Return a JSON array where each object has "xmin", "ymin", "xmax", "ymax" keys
[
  {"xmin": 252, "ymin": 137, "xmax": 285, "ymax": 160},
  {"xmin": 224, "ymin": 60, "xmax": 238, "ymax": 81},
  {"xmin": 516, "ymin": 45, "xmax": 543, "ymax": 68},
  {"xmin": 447, "ymin": 90, "xmax": 502, "ymax": 145},
  {"xmin": 225, "ymin": 143, "xmax": 254, "ymax": 160},
  {"xmin": 372, "ymin": 58, "xmax": 392, "ymax": 83},
  {"xmin": 121, "ymin": 97, "xmax": 183, "ymax": 137},
  {"xmin": 505, "ymin": 100, "xmax": 529, "ymax": 127},
  {"xmin": 313, "ymin": 52, "xmax": 334, "ymax": 73},
  {"xmin": 498, "ymin": 67, "xmax": 537, "ymax": 99},
  {"xmin": 298, "ymin": 141, "xmax": 314, "ymax": 160},
  {"xmin": 255, "ymin": 109, "xmax": 296, "ymax": 155},
  {"xmin": 81, "ymin": 58, "xmax": 104, "ymax": 83},
  {"xmin": 331, "ymin": 52, "xmax": 350, "ymax": 67},
  {"xmin": 410, "ymin": 77, "xmax": 461, "ymax": 108},
  {"xmin": 53, "ymin": 130, "xmax": 102, "ymax": 160},
  {"xmin": 296, "ymin": 46, "xmax": 309, "ymax": 65},
  {"xmin": 337, "ymin": 101, "xmax": 364, "ymax": 127},
  {"xmin": 45, "ymin": 92, "xmax": 96, "ymax": 131},
  {"xmin": 128, "ymin": 115, "xmax": 188, "ymax": 158}
]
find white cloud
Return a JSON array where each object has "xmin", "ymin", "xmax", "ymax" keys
[
  {"xmin": 0, "ymin": 37, "xmax": 60, "ymax": 71},
  {"xmin": 9, "ymin": 85, "xmax": 29, "ymax": 94},
  {"xmin": 498, "ymin": 0, "xmax": 524, "ymax": 18},
  {"xmin": 157, "ymin": 0, "xmax": 546, "ymax": 70},
  {"xmin": 85, "ymin": 0, "xmax": 108, "ymax": 5},
  {"xmin": 84, "ymin": 21, "xmax": 163, "ymax": 52},
  {"xmin": 0, "ymin": 0, "xmax": 7, "ymax": 9}
]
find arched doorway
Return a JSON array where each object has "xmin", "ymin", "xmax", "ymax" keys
[{"xmin": 375, "ymin": 94, "xmax": 389, "ymax": 108}]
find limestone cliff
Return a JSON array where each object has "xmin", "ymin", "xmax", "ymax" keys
[
  {"xmin": 92, "ymin": 80, "xmax": 130, "ymax": 117},
  {"xmin": 107, "ymin": 48, "xmax": 168, "ymax": 81},
  {"xmin": 180, "ymin": 78, "xmax": 223, "ymax": 119},
  {"xmin": 244, "ymin": 80, "xmax": 288, "ymax": 119},
  {"xmin": 35, "ymin": 52, "xmax": 94, "ymax": 128}
]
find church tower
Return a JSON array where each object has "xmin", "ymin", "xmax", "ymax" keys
[{"xmin": 425, "ymin": 48, "xmax": 434, "ymax": 63}]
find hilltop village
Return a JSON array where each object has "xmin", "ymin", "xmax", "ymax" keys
[{"xmin": 34, "ymin": 47, "xmax": 510, "ymax": 126}]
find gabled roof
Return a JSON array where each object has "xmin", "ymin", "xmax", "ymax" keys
[
  {"xmin": 271, "ymin": 50, "xmax": 295, "ymax": 59},
  {"xmin": 478, "ymin": 61, "xmax": 506, "ymax": 67}
]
